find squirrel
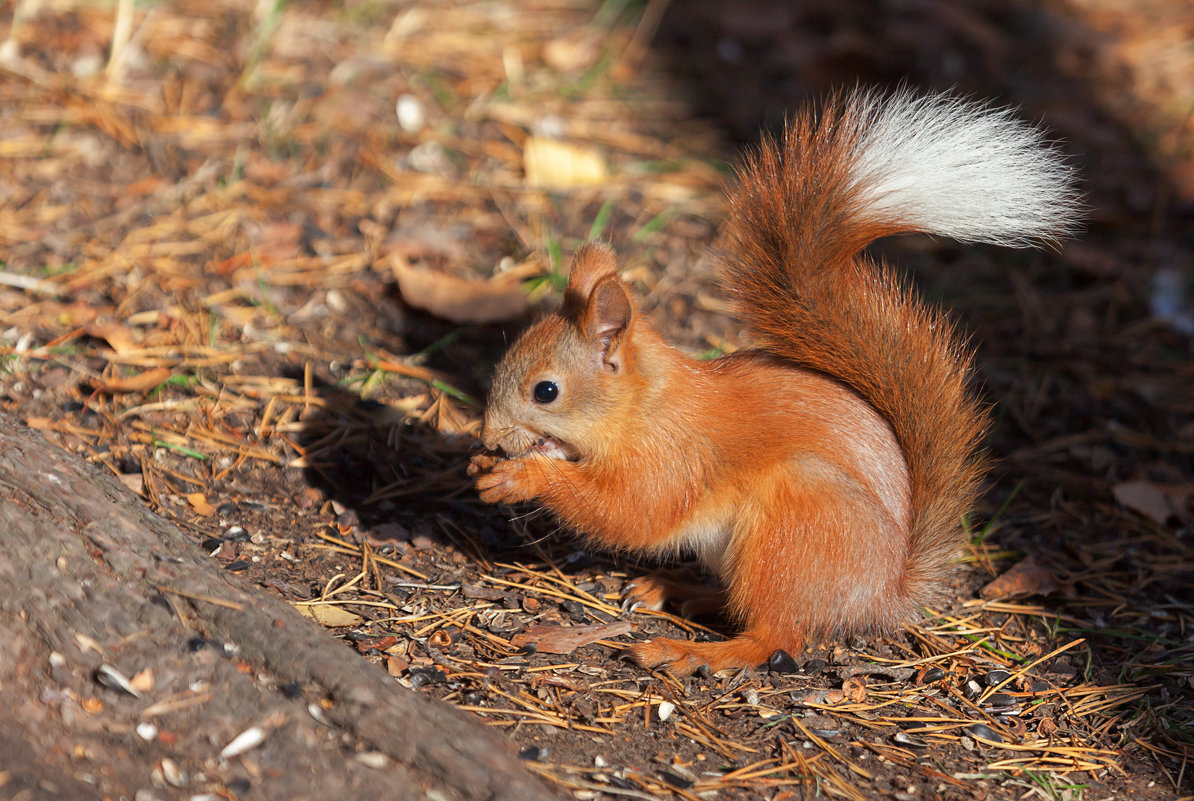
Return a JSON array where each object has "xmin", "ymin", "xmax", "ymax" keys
[{"xmin": 468, "ymin": 89, "xmax": 1079, "ymax": 674}]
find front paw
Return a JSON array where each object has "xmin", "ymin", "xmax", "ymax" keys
[
  {"xmin": 474, "ymin": 456, "xmax": 541, "ymax": 505},
  {"xmin": 622, "ymin": 576, "xmax": 669, "ymax": 613},
  {"xmin": 467, "ymin": 449, "xmax": 502, "ymax": 477}
]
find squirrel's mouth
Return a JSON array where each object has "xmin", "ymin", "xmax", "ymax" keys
[{"xmin": 522, "ymin": 433, "xmax": 578, "ymax": 462}]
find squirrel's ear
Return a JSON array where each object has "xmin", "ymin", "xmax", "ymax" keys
[
  {"xmin": 564, "ymin": 242, "xmax": 618, "ymax": 314},
  {"xmin": 580, "ymin": 274, "xmax": 634, "ymax": 371}
]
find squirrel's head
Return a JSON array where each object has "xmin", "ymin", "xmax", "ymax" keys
[{"xmin": 480, "ymin": 242, "xmax": 644, "ymax": 462}]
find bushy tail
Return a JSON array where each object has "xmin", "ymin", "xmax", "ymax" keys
[{"xmin": 719, "ymin": 89, "xmax": 1079, "ymax": 606}]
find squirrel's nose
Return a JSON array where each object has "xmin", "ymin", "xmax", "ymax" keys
[{"xmin": 479, "ymin": 411, "xmax": 504, "ymax": 452}]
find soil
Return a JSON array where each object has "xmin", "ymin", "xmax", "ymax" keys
[{"xmin": 1, "ymin": 0, "xmax": 1191, "ymax": 799}]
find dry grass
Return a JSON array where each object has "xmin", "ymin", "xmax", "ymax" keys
[{"xmin": 1, "ymin": 1, "xmax": 1192, "ymax": 799}]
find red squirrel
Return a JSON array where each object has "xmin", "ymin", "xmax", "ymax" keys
[{"xmin": 468, "ymin": 90, "xmax": 1078, "ymax": 674}]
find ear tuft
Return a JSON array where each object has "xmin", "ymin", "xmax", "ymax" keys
[{"xmin": 564, "ymin": 242, "xmax": 618, "ymax": 313}]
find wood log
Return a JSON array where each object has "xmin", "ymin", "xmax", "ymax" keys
[{"xmin": 0, "ymin": 418, "xmax": 559, "ymax": 801}]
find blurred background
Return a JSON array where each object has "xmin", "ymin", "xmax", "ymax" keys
[{"xmin": 1, "ymin": 1, "xmax": 1191, "ymax": 798}]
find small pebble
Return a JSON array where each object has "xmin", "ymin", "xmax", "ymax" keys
[
  {"xmin": 158, "ymin": 758, "xmax": 185, "ymax": 787},
  {"xmin": 659, "ymin": 770, "xmax": 693, "ymax": 790},
  {"xmin": 95, "ymin": 664, "xmax": 142, "ymax": 698},
  {"xmin": 223, "ymin": 526, "xmax": 249, "ymax": 542},
  {"xmin": 985, "ymin": 669, "xmax": 1011, "ymax": 687},
  {"xmin": 308, "ymin": 703, "xmax": 331, "ymax": 725},
  {"xmin": 518, "ymin": 746, "xmax": 549, "ymax": 761},
  {"xmin": 219, "ymin": 726, "xmax": 266, "ymax": 761},
  {"xmin": 767, "ymin": 649, "xmax": 800, "ymax": 674},
  {"xmin": 1048, "ymin": 661, "xmax": 1078, "ymax": 679},
  {"xmin": 396, "ymin": 94, "xmax": 426, "ymax": 133},
  {"xmin": 986, "ymin": 692, "xmax": 1015, "ymax": 708},
  {"xmin": 408, "ymin": 672, "xmax": 433, "ymax": 689},
  {"xmin": 965, "ymin": 723, "xmax": 1003, "ymax": 742},
  {"xmin": 561, "ymin": 599, "xmax": 587, "ymax": 621},
  {"xmin": 892, "ymin": 731, "xmax": 926, "ymax": 748},
  {"xmin": 802, "ymin": 658, "xmax": 827, "ymax": 675},
  {"xmin": 407, "ymin": 666, "xmax": 448, "ymax": 687},
  {"xmin": 656, "ymin": 700, "xmax": 676, "ymax": 721},
  {"xmin": 358, "ymin": 751, "xmax": 392, "ymax": 770}
]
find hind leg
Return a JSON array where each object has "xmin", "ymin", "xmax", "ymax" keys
[
  {"xmin": 627, "ymin": 626, "xmax": 801, "ymax": 675},
  {"xmin": 628, "ymin": 469, "xmax": 895, "ymax": 675}
]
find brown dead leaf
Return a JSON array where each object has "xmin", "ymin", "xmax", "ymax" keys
[
  {"xmin": 391, "ymin": 254, "xmax": 530, "ymax": 324},
  {"xmin": 509, "ymin": 621, "xmax": 632, "ymax": 654},
  {"xmin": 129, "ymin": 668, "xmax": 155, "ymax": 694},
  {"xmin": 523, "ymin": 136, "xmax": 608, "ymax": 189},
  {"xmin": 92, "ymin": 367, "xmax": 172, "ymax": 394},
  {"xmin": 420, "ymin": 391, "xmax": 477, "ymax": 437},
  {"xmin": 823, "ymin": 689, "xmax": 846, "ymax": 704},
  {"xmin": 1112, "ymin": 480, "xmax": 1193, "ymax": 526},
  {"xmin": 294, "ymin": 603, "xmax": 364, "ymax": 628},
  {"xmin": 86, "ymin": 320, "xmax": 139, "ymax": 354},
  {"xmin": 116, "ymin": 473, "xmax": 145, "ymax": 496},
  {"xmin": 842, "ymin": 676, "xmax": 867, "ymax": 704},
  {"xmin": 186, "ymin": 492, "xmax": 216, "ymax": 516},
  {"xmin": 542, "ymin": 33, "xmax": 600, "ymax": 72},
  {"xmin": 980, "ymin": 554, "xmax": 1058, "ymax": 599}
]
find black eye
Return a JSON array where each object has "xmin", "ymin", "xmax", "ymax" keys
[{"xmin": 533, "ymin": 380, "xmax": 559, "ymax": 404}]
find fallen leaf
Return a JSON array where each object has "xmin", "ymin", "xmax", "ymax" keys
[
  {"xmin": 294, "ymin": 603, "xmax": 364, "ymax": 628},
  {"xmin": 1112, "ymin": 480, "xmax": 1193, "ymax": 526},
  {"xmin": 542, "ymin": 33, "xmax": 600, "ymax": 72},
  {"xmin": 842, "ymin": 676, "xmax": 867, "ymax": 703},
  {"xmin": 391, "ymin": 254, "xmax": 530, "ymax": 324},
  {"xmin": 92, "ymin": 367, "xmax": 172, "ymax": 394},
  {"xmin": 509, "ymin": 621, "xmax": 632, "ymax": 654},
  {"xmin": 129, "ymin": 668, "xmax": 155, "ymax": 693},
  {"xmin": 980, "ymin": 554, "xmax": 1058, "ymax": 599},
  {"xmin": 420, "ymin": 391, "xmax": 477, "ymax": 437},
  {"xmin": 116, "ymin": 473, "xmax": 145, "ymax": 496},
  {"xmin": 86, "ymin": 320, "xmax": 139, "ymax": 354},
  {"xmin": 524, "ymin": 135, "xmax": 608, "ymax": 189},
  {"xmin": 186, "ymin": 492, "xmax": 216, "ymax": 516},
  {"xmin": 823, "ymin": 689, "xmax": 846, "ymax": 704}
]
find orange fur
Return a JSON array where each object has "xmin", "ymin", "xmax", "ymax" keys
[{"xmin": 471, "ymin": 91, "xmax": 1074, "ymax": 674}]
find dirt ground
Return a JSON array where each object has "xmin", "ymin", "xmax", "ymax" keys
[{"xmin": 1, "ymin": 0, "xmax": 1192, "ymax": 799}]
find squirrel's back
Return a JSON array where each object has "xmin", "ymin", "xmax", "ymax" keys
[{"xmin": 719, "ymin": 89, "xmax": 1079, "ymax": 609}]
